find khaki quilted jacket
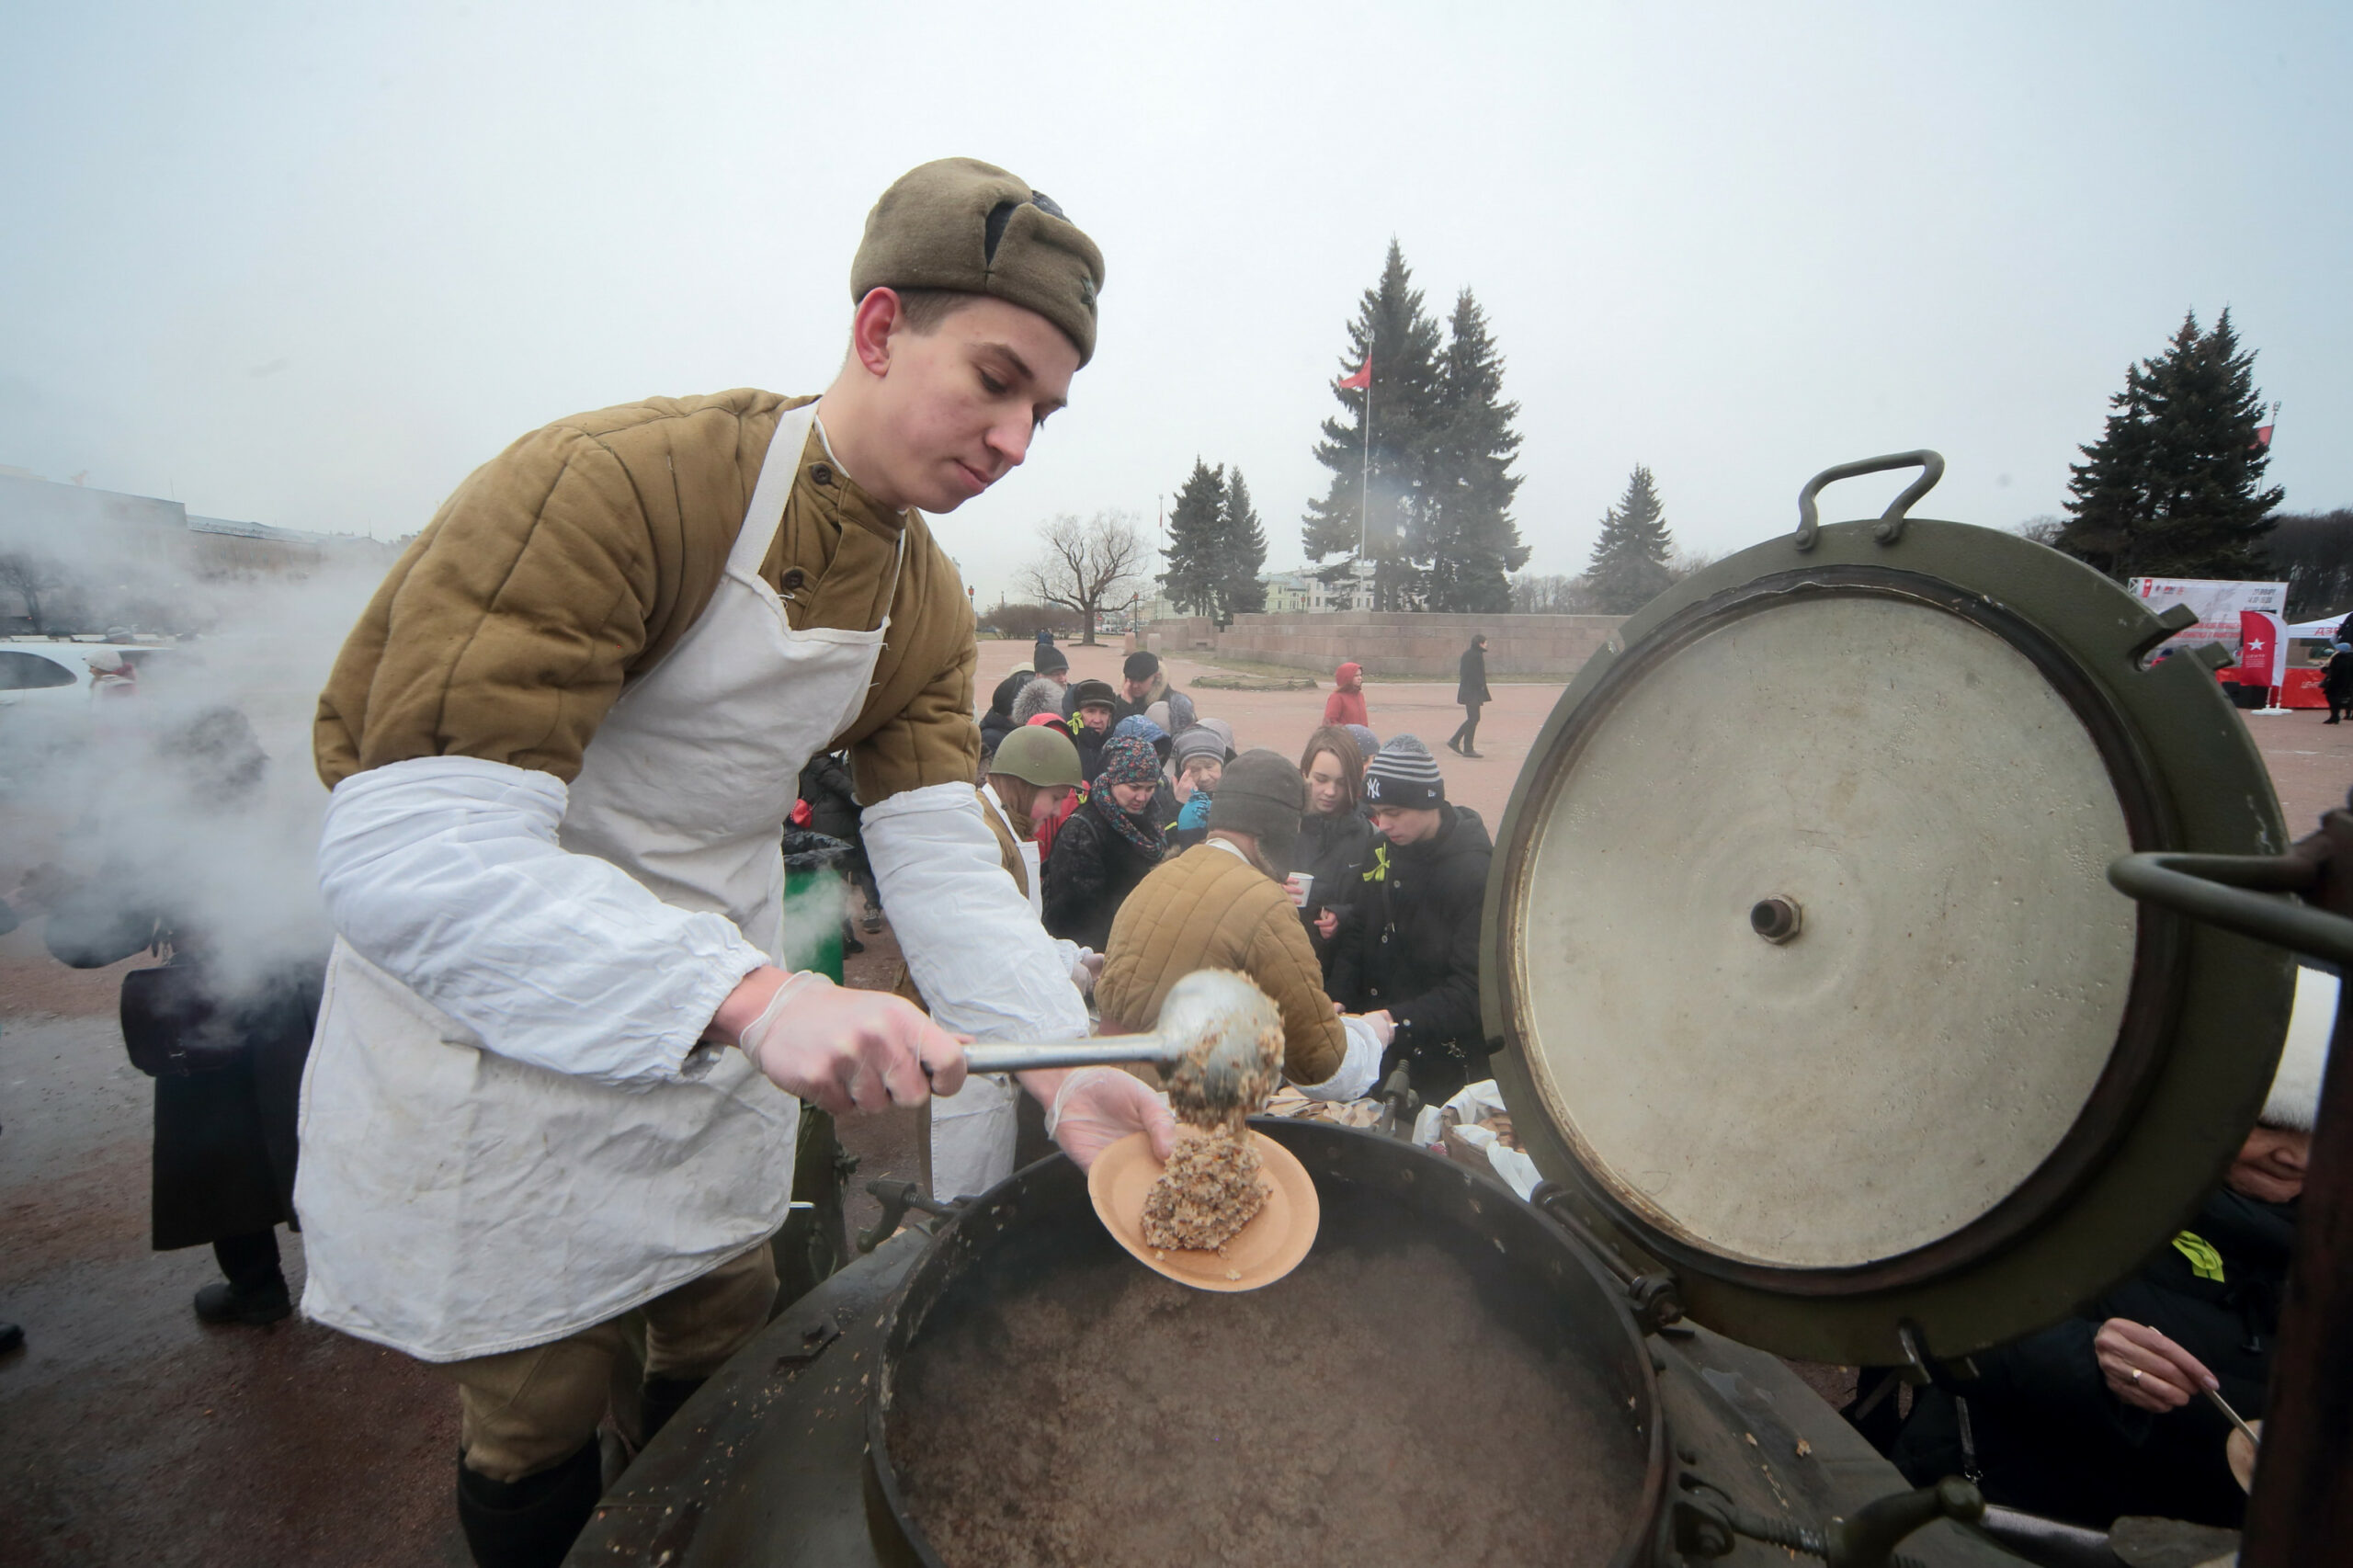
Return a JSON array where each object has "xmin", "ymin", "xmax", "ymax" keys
[
  {"xmin": 1096, "ymin": 842, "xmax": 1346, "ymax": 1087},
  {"xmin": 315, "ymin": 389, "xmax": 977, "ymax": 805}
]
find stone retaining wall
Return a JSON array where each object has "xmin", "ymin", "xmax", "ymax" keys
[{"xmin": 1142, "ymin": 610, "xmax": 1626, "ymax": 679}]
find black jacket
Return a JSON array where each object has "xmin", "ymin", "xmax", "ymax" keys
[
  {"xmin": 2324, "ymin": 649, "xmax": 2353, "ymax": 701},
  {"xmin": 1070, "ymin": 718, "xmax": 1111, "ymax": 784},
  {"xmin": 1890, "ymin": 1186, "xmax": 2293, "ymax": 1530},
  {"xmin": 796, "ymin": 752, "xmax": 862, "ymax": 846},
  {"xmin": 45, "ymin": 890, "xmax": 322, "ymax": 1253},
  {"xmin": 1327, "ymin": 803, "xmax": 1494, "ymax": 1099},
  {"xmin": 1294, "ymin": 807, "xmax": 1376, "ymax": 971},
  {"xmin": 1040, "ymin": 799, "xmax": 1164, "ymax": 951},
  {"xmin": 1456, "ymin": 644, "xmax": 1491, "ymax": 707}
]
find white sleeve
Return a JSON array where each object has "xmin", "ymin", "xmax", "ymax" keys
[
  {"xmin": 862, "ymin": 782, "xmax": 1091, "ymax": 1043},
  {"xmin": 1051, "ymin": 938, "xmax": 1094, "ymax": 994},
  {"xmin": 315, "ymin": 756, "xmax": 767, "ymax": 1089},
  {"xmin": 1295, "ymin": 1015, "xmax": 1386, "ymax": 1102}
]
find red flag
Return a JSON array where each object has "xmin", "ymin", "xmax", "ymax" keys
[
  {"xmin": 2254, "ymin": 425, "xmax": 2274, "ymax": 449},
  {"xmin": 1336, "ymin": 357, "xmax": 1370, "ymax": 391}
]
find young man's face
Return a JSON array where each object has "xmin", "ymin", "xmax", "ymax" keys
[
  {"xmin": 858, "ymin": 292, "xmax": 1079, "ymax": 514},
  {"xmin": 1079, "ymin": 703, "xmax": 1112, "ymax": 733},
  {"xmin": 1029, "ymin": 783, "xmax": 1074, "ymax": 822},
  {"xmin": 1121, "ymin": 674, "xmax": 1154, "ymax": 702},
  {"xmin": 1371, "ymin": 804, "xmax": 1442, "ymax": 846},
  {"xmin": 1046, "ymin": 668, "xmax": 1070, "ymax": 687}
]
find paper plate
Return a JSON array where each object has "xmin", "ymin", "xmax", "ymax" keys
[
  {"xmin": 1087, "ymin": 1127, "xmax": 1319, "ymax": 1292},
  {"xmin": 2227, "ymin": 1420, "xmax": 2261, "ymax": 1494}
]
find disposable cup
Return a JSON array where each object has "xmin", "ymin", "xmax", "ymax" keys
[{"xmin": 1287, "ymin": 872, "xmax": 1314, "ymax": 908}]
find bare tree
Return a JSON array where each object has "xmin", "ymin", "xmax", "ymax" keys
[
  {"xmin": 0, "ymin": 551, "xmax": 67, "ymax": 632},
  {"xmin": 1019, "ymin": 510, "xmax": 1147, "ymax": 645}
]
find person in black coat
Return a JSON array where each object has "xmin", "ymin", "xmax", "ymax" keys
[
  {"xmin": 2322, "ymin": 641, "xmax": 2353, "ymax": 724},
  {"xmin": 1063, "ymin": 678, "xmax": 1120, "ymax": 782},
  {"xmin": 1294, "ymin": 725, "xmax": 1375, "ymax": 973},
  {"xmin": 796, "ymin": 750, "xmax": 881, "ymax": 937},
  {"xmin": 1884, "ymin": 1000, "xmax": 2325, "ymax": 1530},
  {"xmin": 1326, "ymin": 736, "xmax": 1494, "ymax": 1101},
  {"xmin": 42, "ymin": 707, "xmax": 327, "ymax": 1327},
  {"xmin": 1446, "ymin": 634, "xmax": 1492, "ymax": 757},
  {"xmin": 1041, "ymin": 735, "xmax": 1166, "ymax": 952}
]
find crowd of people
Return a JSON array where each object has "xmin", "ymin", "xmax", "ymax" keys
[{"xmin": 967, "ymin": 638, "xmax": 1500, "ymax": 1129}]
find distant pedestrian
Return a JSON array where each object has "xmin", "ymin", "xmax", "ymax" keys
[
  {"xmin": 1446, "ymin": 635, "xmax": 1491, "ymax": 757},
  {"xmin": 1323, "ymin": 661, "xmax": 1370, "ymax": 728},
  {"xmin": 1034, "ymin": 626, "xmax": 1056, "ymax": 653},
  {"xmin": 2325, "ymin": 642, "xmax": 2353, "ymax": 725}
]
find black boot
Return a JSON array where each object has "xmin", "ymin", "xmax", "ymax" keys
[
  {"xmin": 197, "ymin": 1231, "xmax": 291, "ymax": 1325},
  {"xmin": 639, "ymin": 1374, "xmax": 706, "ymax": 1445},
  {"xmin": 192, "ymin": 1278, "xmax": 291, "ymax": 1324},
  {"xmin": 456, "ymin": 1443, "xmax": 603, "ymax": 1568},
  {"xmin": 0, "ymin": 1321, "xmax": 22, "ymax": 1354}
]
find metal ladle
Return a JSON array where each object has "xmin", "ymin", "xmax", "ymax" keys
[{"xmin": 953, "ymin": 969, "xmax": 1283, "ymax": 1116}]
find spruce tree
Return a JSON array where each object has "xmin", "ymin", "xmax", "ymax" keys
[
  {"xmin": 1422, "ymin": 289, "xmax": 1529, "ymax": 612},
  {"xmin": 2057, "ymin": 310, "xmax": 2282, "ymax": 580},
  {"xmin": 1160, "ymin": 458, "xmax": 1226, "ymax": 617},
  {"xmin": 1301, "ymin": 240, "xmax": 1443, "ymax": 608},
  {"xmin": 1218, "ymin": 470, "xmax": 1268, "ymax": 619},
  {"xmin": 1586, "ymin": 466, "xmax": 1677, "ymax": 613}
]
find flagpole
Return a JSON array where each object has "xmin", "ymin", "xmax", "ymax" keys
[{"xmin": 1358, "ymin": 324, "xmax": 1375, "ymax": 609}]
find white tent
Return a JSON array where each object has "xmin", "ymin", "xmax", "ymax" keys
[{"xmin": 2287, "ymin": 614, "xmax": 2351, "ymax": 640}]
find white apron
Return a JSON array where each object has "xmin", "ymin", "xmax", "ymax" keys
[{"xmin": 297, "ymin": 401, "xmax": 901, "ymax": 1360}]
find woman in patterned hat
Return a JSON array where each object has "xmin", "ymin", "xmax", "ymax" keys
[{"xmin": 1042, "ymin": 735, "xmax": 1167, "ymax": 951}]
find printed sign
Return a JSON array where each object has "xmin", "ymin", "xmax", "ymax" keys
[{"xmin": 2131, "ymin": 577, "xmax": 2288, "ymax": 648}]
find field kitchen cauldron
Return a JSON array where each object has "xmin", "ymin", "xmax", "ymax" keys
[{"xmin": 574, "ymin": 453, "xmax": 2349, "ymax": 1566}]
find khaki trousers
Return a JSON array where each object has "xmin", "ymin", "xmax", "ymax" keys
[{"xmin": 434, "ymin": 1242, "xmax": 778, "ymax": 1483}]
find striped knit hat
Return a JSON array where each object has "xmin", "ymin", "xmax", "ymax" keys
[{"xmin": 1363, "ymin": 734, "xmax": 1444, "ymax": 810}]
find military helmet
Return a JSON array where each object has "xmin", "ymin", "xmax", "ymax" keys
[{"xmin": 989, "ymin": 723, "xmax": 1084, "ymax": 788}]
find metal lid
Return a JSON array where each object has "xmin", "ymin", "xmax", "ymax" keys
[{"xmin": 1483, "ymin": 459, "xmax": 2294, "ymax": 1365}]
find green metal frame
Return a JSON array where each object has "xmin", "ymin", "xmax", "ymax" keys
[{"xmin": 1482, "ymin": 508, "xmax": 2294, "ymax": 1365}]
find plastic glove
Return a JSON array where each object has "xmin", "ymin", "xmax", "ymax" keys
[
  {"xmin": 1073, "ymin": 949, "xmax": 1104, "ymax": 994},
  {"xmin": 1358, "ymin": 1009, "xmax": 1395, "ymax": 1048},
  {"xmin": 733, "ymin": 969, "xmax": 968, "ymax": 1115},
  {"xmin": 1040, "ymin": 1066, "xmax": 1176, "ymax": 1169}
]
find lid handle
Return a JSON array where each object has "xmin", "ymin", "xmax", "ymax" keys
[{"xmin": 1794, "ymin": 450, "xmax": 1946, "ymax": 551}]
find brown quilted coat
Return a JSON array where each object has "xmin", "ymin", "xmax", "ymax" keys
[
  {"xmin": 314, "ymin": 389, "xmax": 978, "ymax": 805},
  {"xmin": 1095, "ymin": 842, "xmax": 1346, "ymax": 1087}
]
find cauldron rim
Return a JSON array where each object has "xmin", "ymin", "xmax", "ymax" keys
[{"xmin": 864, "ymin": 1118, "xmax": 1669, "ymax": 1568}]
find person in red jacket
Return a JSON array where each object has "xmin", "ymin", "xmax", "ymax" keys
[{"xmin": 1323, "ymin": 661, "xmax": 1370, "ymax": 728}]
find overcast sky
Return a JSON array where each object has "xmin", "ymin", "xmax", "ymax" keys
[{"xmin": 5, "ymin": 2, "xmax": 2347, "ymax": 606}]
